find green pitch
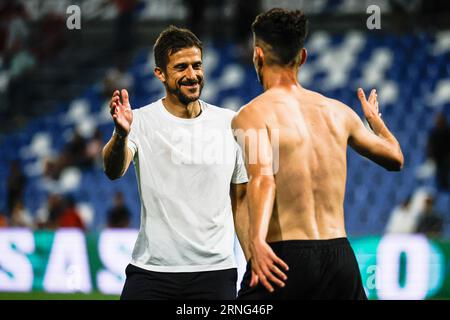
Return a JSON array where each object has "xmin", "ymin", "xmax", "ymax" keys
[{"xmin": 0, "ymin": 292, "xmax": 120, "ymax": 300}]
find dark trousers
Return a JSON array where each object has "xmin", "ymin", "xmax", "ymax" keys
[
  {"xmin": 238, "ymin": 238, "xmax": 368, "ymax": 300},
  {"xmin": 121, "ymin": 264, "xmax": 237, "ymax": 300}
]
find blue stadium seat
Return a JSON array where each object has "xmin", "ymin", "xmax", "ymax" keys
[{"xmin": 1, "ymin": 33, "xmax": 449, "ymax": 235}]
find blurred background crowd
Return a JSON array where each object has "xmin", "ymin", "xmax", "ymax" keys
[{"xmin": 0, "ymin": 0, "xmax": 449, "ymax": 238}]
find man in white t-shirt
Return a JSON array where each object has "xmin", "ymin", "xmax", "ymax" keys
[{"xmin": 102, "ymin": 26, "xmax": 249, "ymax": 299}]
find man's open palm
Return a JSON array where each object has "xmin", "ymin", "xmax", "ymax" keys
[{"xmin": 110, "ymin": 89, "xmax": 133, "ymax": 137}]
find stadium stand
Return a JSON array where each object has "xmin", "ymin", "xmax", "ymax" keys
[{"xmin": 0, "ymin": 30, "xmax": 449, "ymax": 234}]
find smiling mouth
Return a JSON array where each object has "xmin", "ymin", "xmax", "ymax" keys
[{"xmin": 181, "ymin": 83, "xmax": 199, "ymax": 91}]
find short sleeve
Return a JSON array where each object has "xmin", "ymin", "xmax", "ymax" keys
[
  {"xmin": 231, "ymin": 140, "xmax": 248, "ymax": 184},
  {"xmin": 122, "ymin": 109, "xmax": 139, "ymax": 158},
  {"xmin": 127, "ymin": 131, "xmax": 138, "ymax": 158}
]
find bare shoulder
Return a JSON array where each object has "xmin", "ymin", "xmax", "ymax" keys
[
  {"xmin": 237, "ymin": 88, "xmax": 291, "ymax": 113},
  {"xmin": 240, "ymin": 90, "xmax": 276, "ymax": 112},
  {"xmin": 321, "ymin": 92, "xmax": 360, "ymax": 121},
  {"xmin": 232, "ymin": 92, "xmax": 273, "ymax": 129},
  {"xmin": 304, "ymin": 89, "xmax": 362, "ymax": 134},
  {"xmin": 305, "ymin": 88, "xmax": 349, "ymax": 111},
  {"xmin": 328, "ymin": 97, "xmax": 353, "ymax": 112}
]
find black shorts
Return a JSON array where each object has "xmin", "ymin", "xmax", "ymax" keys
[
  {"xmin": 237, "ymin": 238, "xmax": 367, "ymax": 300},
  {"xmin": 120, "ymin": 264, "xmax": 237, "ymax": 300}
]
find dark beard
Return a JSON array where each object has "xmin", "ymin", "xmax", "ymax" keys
[{"xmin": 166, "ymin": 79, "xmax": 204, "ymax": 105}]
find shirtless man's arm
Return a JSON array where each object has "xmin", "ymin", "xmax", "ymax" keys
[
  {"xmin": 347, "ymin": 88, "xmax": 404, "ymax": 171},
  {"xmin": 103, "ymin": 89, "xmax": 134, "ymax": 180},
  {"xmin": 232, "ymin": 102, "xmax": 289, "ymax": 293},
  {"xmin": 230, "ymin": 183, "xmax": 251, "ymax": 261}
]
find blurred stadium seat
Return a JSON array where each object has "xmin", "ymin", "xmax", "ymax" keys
[{"xmin": 0, "ymin": 30, "xmax": 449, "ymax": 234}]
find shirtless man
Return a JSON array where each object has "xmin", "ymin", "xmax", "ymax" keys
[{"xmin": 233, "ymin": 8, "xmax": 404, "ymax": 299}]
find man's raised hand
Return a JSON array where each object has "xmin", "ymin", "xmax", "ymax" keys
[
  {"xmin": 110, "ymin": 89, "xmax": 133, "ymax": 137},
  {"xmin": 357, "ymin": 88, "xmax": 380, "ymax": 121}
]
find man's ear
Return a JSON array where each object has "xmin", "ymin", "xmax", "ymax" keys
[
  {"xmin": 254, "ymin": 46, "xmax": 264, "ymax": 68},
  {"xmin": 154, "ymin": 67, "xmax": 166, "ymax": 82},
  {"xmin": 299, "ymin": 48, "xmax": 307, "ymax": 67}
]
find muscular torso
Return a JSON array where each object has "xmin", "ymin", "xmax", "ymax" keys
[{"xmin": 258, "ymin": 87, "xmax": 350, "ymax": 241}]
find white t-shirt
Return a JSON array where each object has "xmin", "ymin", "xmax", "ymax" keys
[{"xmin": 126, "ymin": 98, "xmax": 248, "ymax": 272}]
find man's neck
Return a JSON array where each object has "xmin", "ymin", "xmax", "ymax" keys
[
  {"xmin": 162, "ymin": 95, "xmax": 201, "ymax": 119},
  {"xmin": 262, "ymin": 66, "xmax": 302, "ymax": 91}
]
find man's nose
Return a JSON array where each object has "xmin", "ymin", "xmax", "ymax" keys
[{"xmin": 185, "ymin": 65, "xmax": 196, "ymax": 79}]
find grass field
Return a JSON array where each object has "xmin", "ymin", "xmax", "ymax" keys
[{"xmin": 0, "ymin": 292, "xmax": 120, "ymax": 300}]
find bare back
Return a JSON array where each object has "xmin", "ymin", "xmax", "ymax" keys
[
  {"xmin": 233, "ymin": 86, "xmax": 357, "ymax": 242},
  {"xmin": 259, "ymin": 87, "xmax": 351, "ymax": 241},
  {"xmin": 233, "ymin": 83, "xmax": 403, "ymax": 244}
]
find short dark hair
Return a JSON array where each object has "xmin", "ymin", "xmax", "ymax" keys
[
  {"xmin": 153, "ymin": 25, "xmax": 203, "ymax": 71},
  {"xmin": 252, "ymin": 8, "xmax": 308, "ymax": 66}
]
